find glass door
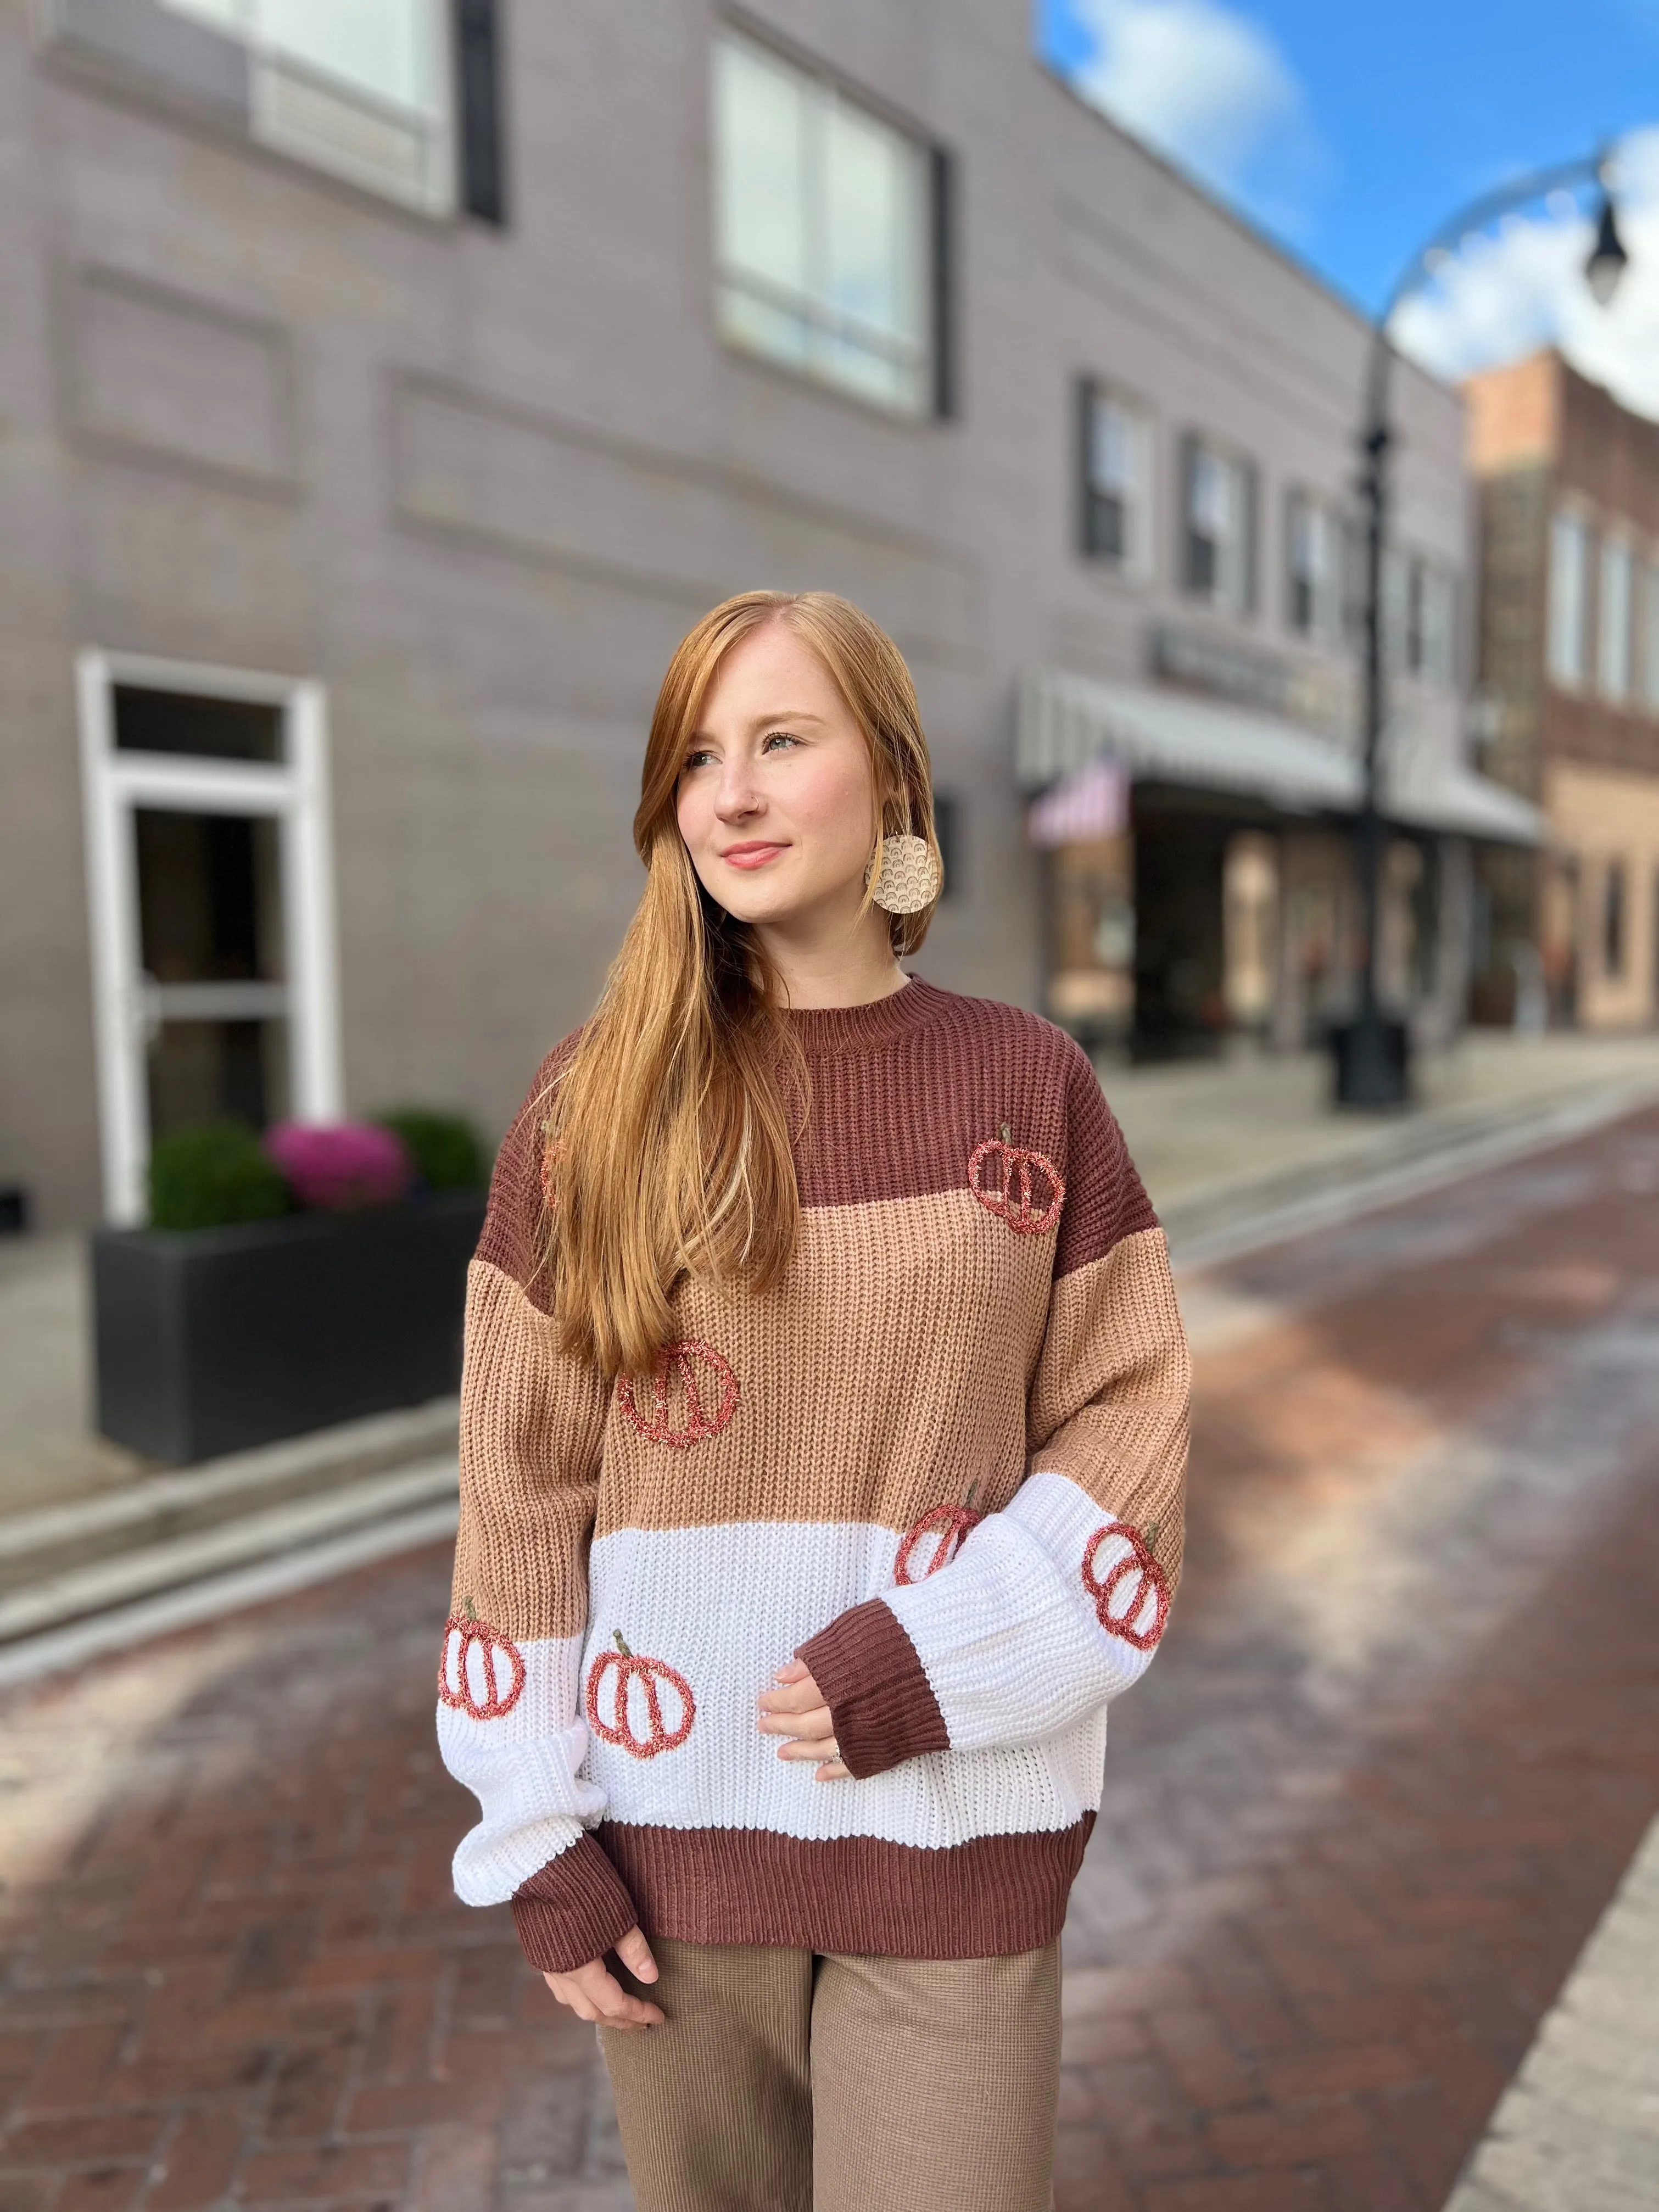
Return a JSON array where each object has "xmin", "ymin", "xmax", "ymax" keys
[{"xmin": 77, "ymin": 654, "xmax": 342, "ymax": 1223}]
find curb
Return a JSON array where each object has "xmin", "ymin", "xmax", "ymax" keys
[{"xmin": 1164, "ymin": 1074, "xmax": 1659, "ymax": 1273}]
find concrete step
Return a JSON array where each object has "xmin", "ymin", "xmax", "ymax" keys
[
  {"xmin": 0, "ymin": 1396, "xmax": 458, "ymax": 1594},
  {"xmin": 0, "ymin": 1453, "xmax": 457, "ymax": 1650}
]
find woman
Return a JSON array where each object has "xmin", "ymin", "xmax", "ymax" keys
[{"xmin": 437, "ymin": 590, "xmax": 1190, "ymax": 2211}]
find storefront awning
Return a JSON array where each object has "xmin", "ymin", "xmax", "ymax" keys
[{"xmin": 1016, "ymin": 665, "xmax": 1545, "ymax": 845}]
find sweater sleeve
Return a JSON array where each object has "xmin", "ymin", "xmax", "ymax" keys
[
  {"xmin": 798, "ymin": 1050, "xmax": 1190, "ymax": 1775},
  {"xmin": 435, "ymin": 1049, "xmax": 639, "ymax": 1974}
]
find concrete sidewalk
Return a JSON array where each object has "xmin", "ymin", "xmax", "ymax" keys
[{"xmin": 1104, "ymin": 1026, "xmax": 1659, "ymax": 1221}]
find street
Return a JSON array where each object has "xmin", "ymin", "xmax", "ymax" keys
[{"xmin": 1, "ymin": 1109, "xmax": 1657, "ymax": 2212}]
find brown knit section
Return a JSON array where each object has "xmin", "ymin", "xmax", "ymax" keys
[
  {"xmin": 511, "ymin": 1831, "xmax": 640, "ymax": 1974},
  {"xmin": 451, "ymin": 1260, "xmax": 605, "ymax": 1640},
  {"xmin": 481, "ymin": 982, "xmax": 1158, "ymax": 1317},
  {"xmin": 591, "ymin": 1188, "xmax": 1048, "ymax": 1541},
  {"xmin": 475, "ymin": 1042, "xmax": 570, "ymax": 1315},
  {"xmin": 1027, "ymin": 1226, "xmax": 1191, "ymax": 1590},
  {"xmin": 795, "ymin": 1600, "xmax": 948, "ymax": 1778},
  {"xmin": 596, "ymin": 1815, "xmax": 1095, "ymax": 1959},
  {"xmin": 784, "ymin": 980, "xmax": 1158, "ymax": 1282}
]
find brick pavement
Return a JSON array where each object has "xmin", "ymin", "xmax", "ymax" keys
[{"xmin": 0, "ymin": 1110, "xmax": 1656, "ymax": 2210}]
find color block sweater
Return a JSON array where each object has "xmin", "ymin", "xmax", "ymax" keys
[{"xmin": 437, "ymin": 974, "xmax": 1191, "ymax": 1973}]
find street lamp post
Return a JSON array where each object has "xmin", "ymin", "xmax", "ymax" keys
[{"xmin": 1333, "ymin": 152, "xmax": 1629, "ymax": 1107}]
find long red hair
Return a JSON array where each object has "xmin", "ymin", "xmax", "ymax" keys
[{"xmin": 544, "ymin": 590, "xmax": 941, "ymax": 1377}]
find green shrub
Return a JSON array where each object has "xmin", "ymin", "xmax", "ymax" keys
[
  {"xmin": 372, "ymin": 1109, "xmax": 485, "ymax": 1193},
  {"xmin": 147, "ymin": 1120, "xmax": 292, "ymax": 1231}
]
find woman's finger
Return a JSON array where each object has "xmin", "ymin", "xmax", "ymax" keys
[
  {"xmin": 757, "ymin": 1677, "xmax": 822, "ymax": 1715},
  {"xmin": 776, "ymin": 1733, "xmax": 838, "ymax": 1762},
  {"xmin": 815, "ymin": 1755, "xmax": 851, "ymax": 1781},
  {"xmin": 590, "ymin": 1967, "xmax": 664, "ymax": 2030},
  {"xmin": 615, "ymin": 1925, "xmax": 658, "ymax": 1983},
  {"xmin": 758, "ymin": 1701, "xmax": 834, "ymax": 1739}
]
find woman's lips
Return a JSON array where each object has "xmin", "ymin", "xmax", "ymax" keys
[{"xmin": 721, "ymin": 843, "xmax": 787, "ymax": 870}]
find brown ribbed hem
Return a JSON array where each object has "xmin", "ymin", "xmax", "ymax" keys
[
  {"xmin": 597, "ymin": 1815, "xmax": 1094, "ymax": 1959},
  {"xmin": 797, "ymin": 1599, "xmax": 948, "ymax": 1779},
  {"xmin": 510, "ymin": 1831, "xmax": 640, "ymax": 1975}
]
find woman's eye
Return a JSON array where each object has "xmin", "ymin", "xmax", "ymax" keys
[
  {"xmin": 684, "ymin": 748, "xmax": 715, "ymax": 770},
  {"xmin": 761, "ymin": 730, "xmax": 800, "ymax": 752}
]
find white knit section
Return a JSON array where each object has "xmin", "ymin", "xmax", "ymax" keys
[
  {"xmin": 437, "ymin": 1634, "xmax": 605, "ymax": 1906},
  {"xmin": 884, "ymin": 1471, "xmax": 1160, "ymax": 1752},
  {"xmin": 579, "ymin": 1519, "xmax": 1109, "ymax": 1851}
]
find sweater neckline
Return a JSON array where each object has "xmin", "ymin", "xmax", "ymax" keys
[{"xmin": 778, "ymin": 973, "xmax": 948, "ymax": 1054}]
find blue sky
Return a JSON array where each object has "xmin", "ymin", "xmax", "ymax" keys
[{"xmin": 1035, "ymin": 0, "xmax": 1659, "ymax": 410}]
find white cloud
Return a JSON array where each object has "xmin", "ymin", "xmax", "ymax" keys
[
  {"xmin": 1065, "ymin": 0, "xmax": 1325, "ymax": 233},
  {"xmin": 1391, "ymin": 130, "xmax": 1659, "ymax": 422}
]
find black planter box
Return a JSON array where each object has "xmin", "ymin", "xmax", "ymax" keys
[{"xmin": 92, "ymin": 1192, "xmax": 486, "ymax": 1464}]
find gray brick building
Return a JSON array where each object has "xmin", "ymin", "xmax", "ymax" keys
[{"xmin": 1, "ymin": 0, "xmax": 1534, "ymax": 1228}]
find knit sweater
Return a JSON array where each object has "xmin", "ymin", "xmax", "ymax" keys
[{"xmin": 437, "ymin": 974, "xmax": 1191, "ymax": 1973}]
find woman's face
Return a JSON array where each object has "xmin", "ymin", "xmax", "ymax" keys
[{"xmin": 676, "ymin": 619, "xmax": 882, "ymax": 939}]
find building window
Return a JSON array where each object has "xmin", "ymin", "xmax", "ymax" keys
[
  {"xmin": 1404, "ymin": 557, "xmax": 1455, "ymax": 686},
  {"xmin": 1548, "ymin": 510, "xmax": 1590, "ymax": 687},
  {"xmin": 1641, "ymin": 562, "xmax": 1659, "ymax": 713},
  {"xmin": 1602, "ymin": 859, "xmax": 1627, "ymax": 976},
  {"xmin": 89, "ymin": 0, "xmax": 463, "ymax": 211},
  {"xmin": 712, "ymin": 26, "xmax": 936, "ymax": 418},
  {"xmin": 1080, "ymin": 383, "xmax": 1153, "ymax": 575},
  {"xmin": 1181, "ymin": 437, "xmax": 1255, "ymax": 614},
  {"xmin": 1286, "ymin": 491, "xmax": 1342, "ymax": 644},
  {"xmin": 1598, "ymin": 537, "xmax": 1633, "ymax": 701}
]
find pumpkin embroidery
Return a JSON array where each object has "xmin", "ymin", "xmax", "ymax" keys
[
  {"xmin": 968, "ymin": 1122, "xmax": 1065, "ymax": 1235},
  {"xmin": 586, "ymin": 1631, "xmax": 696, "ymax": 1759},
  {"xmin": 617, "ymin": 1339, "xmax": 740, "ymax": 1448},
  {"xmin": 438, "ymin": 1599, "xmax": 527, "ymax": 1719},
  {"xmin": 895, "ymin": 1481, "xmax": 984, "ymax": 1585},
  {"xmin": 1081, "ymin": 1521, "xmax": 1170, "ymax": 1652}
]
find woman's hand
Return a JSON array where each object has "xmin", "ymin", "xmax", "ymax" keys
[
  {"xmin": 541, "ymin": 1925, "xmax": 664, "ymax": 2032},
  {"xmin": 757, "ymin": 1658, "xmax": 850, "ymax": 1780}
]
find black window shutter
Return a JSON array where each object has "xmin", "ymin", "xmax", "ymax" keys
[
  {"xmin": 454, "ymin": 0, "xmax": 507, "ymax": 225},
  {"xmin": 1239, "ymin": 457, "xmax": 1259, "ymax": 614},
  {"xmin": 1178, "ymin": 431, "xmax": 1200, "ymax": 591},
  {"xmin": 930, "ymin": 145, "xmax": 956, "ymax": 420},
  {"xmin": 1077, "ymin": 377, "xmax": 1097, "ymax": 556}
]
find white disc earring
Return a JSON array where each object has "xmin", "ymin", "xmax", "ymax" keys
[{"xmin": 866, "ymin": 833, "xmax": 941, "ymax": 915}]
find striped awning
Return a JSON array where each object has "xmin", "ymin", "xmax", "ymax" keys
[{"xmin": 1015, "ymin": 665, "xmax": 1545, "ymax": 846}]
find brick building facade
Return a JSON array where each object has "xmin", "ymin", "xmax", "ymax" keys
[{"xmin": 1465, "ymin": 351, "xmax": 1659, "ymax": 1030}]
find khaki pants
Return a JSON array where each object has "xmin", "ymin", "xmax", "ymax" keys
[{"xmin": 599, "ymin": 1936, "xmax": 1061, "ymax": 2212}]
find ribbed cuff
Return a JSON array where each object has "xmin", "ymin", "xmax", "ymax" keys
[
  {"xmin": 796, "ymin": 1598, "xmax": 949, "ymax": 1779},
  {"xmin": 511, "ymin": 1832, "xmax": 640, "ymax": 1974}
]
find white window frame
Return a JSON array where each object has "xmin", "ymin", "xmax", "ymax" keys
[
  {"xmin": 1597, "ymin": 534, "xmax": 1633, "ymax": 702},
  {"xmin": 1641, "ymin": 557, "xmax": 1659, "ymax": 714},
  {"xmin": 1185, "ymin": 440, "xmax": 1251, "ymax": 615},
  {"xmin": 1286, "ymin": 490, "xmax": 1342, "ymax": 646},
  {"xmin": 711, "ymin": 23, "xmax": 934, "ymax": 419},
  {"xmin": 1082, "ymin": 384, "xmax": 1154, "ymax": 579},
  {"xmin": 1403, "ymin": 556, "xmax": 1455, "ymax": 688},
  {"xmin": 1548, "ymin": 509, "xmax": 1590, "ymax": 689},
  {"xmin": 142, "ymin": 0, "xmax": 456, "ymax": 214},
  {"xmin": 77, "ymin": 650, "xmax": 343, "ymax": 1225}
]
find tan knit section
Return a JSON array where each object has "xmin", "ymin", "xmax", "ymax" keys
[
  {"xmin": 1026, "ymin": 1226, "xmax": 1191, "ymax": 1589},
  {"xmin": 591, "ymin": 1187, "xmax": 1054, "ymax": 1539},
  {"xmin": 450, "ymin": 1258, "xmax": 609, "ymax": 1641}
]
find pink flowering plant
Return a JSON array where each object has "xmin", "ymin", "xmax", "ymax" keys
[{"xmin": 261, "ymin": 1121, "xmax": 414, "ymax": 1212}]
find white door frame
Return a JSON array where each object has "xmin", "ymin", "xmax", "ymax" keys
[{"xmin": 76, "ymin": 649, "xmax": 343, "ymax": 1225}]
